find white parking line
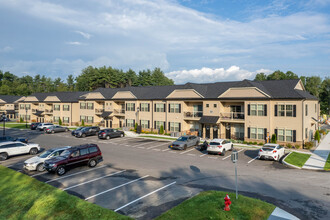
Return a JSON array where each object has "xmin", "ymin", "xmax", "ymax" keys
[
  {"xmin": 187, "ymin": 154, "xmax": 196, "ymax": 156},
  {"xmin": 63, "ymin": 170, "xmax": 125, "ymax": 191},
  {"xmin": 208, "ymin": 156, "xmax": 218, "ymax": 159},
  {"xmin": 162, "ymin": 149, "xmax": 170, "ymax": 152},
  {"xmin": 45, "ymin": 165, "xmax": 107, "ymax": 183},
  {"xmin": 147, "ymin": 143, "xmax": 169, "ymax": 150},
  {"xmin": 152, "ymin": 149, "xmax": 161, "ymax": 151},
  {"xmin": 133, "ymin": 142, "xmax": 149, "ymax": 148},
  {"xmin": 222, "ymin": 149, "xmax": 244, "ymax": 160},
  {"xmin": 31, "ymin": 172, "xmax": 47, "ymax": 177},
  {"xmin": 3, "ymin": 156, "xmax": 32, "ymax": 164},
  {"xmin": 138, "ymin": 146, "xmax": 145, "ymax": 149},
  {"xmin": 6, "ymin": 162, "xmax": 24, "ymax": 167},
  {"xmin": 114, "ymin": 181, "xmax": 176, "ymax": 212},
  {"xmin": 180, "ymin": 148, "xmax": 196, "ymax": 155},
  {"xmin": 200, "ymin": 153, "xmax": 208, "ymax": 157},
  {"xmin": 248, "ymin": 156, "xmax": 259, "ymax": 164},
  {"xmin": 169, "ymin": 151, "xmax": 177, "ymax": 154},
  {"xmin": 85, "ymin": 175, "xmax": 149, "ymax": 201}
]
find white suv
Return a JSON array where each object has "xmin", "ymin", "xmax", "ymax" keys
[
  {"xmin": 36, "ymin": 123, "xmax": 54, "ymax": 131},
  {"xmin": 207, "ymin": 139, "xmax": 233, "ymax": 156},
  {"xmin": 0, "ymin": 141, "xmax": 40, "ymax": 160}
]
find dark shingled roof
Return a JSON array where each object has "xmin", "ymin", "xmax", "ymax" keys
[
  {"xmin": 27, "ymin": 91, "xmax": 88, "ymax": 102},
  {"xmin": 87, "ymin": 79, "xmax": 318, "ymax": 101},
  {"xmin": 0, "ymin": 95, "xmax": 22, "ymax": 103},
  {"xmin": 199, "ymin": 116, "xmax": 220, "ymax": 124},
  {"xmin": 100, "ymin": 111, "xmax": 112, "ymax": 118}
]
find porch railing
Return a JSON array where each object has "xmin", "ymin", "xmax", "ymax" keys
[{"xmin": 220, "ymin": 112, "xmax": 244, "ymax": 120}]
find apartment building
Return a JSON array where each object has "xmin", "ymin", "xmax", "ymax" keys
[
  {"xmin": 18, "ymin": 79, "xmax": 319, "ymax": 145},
  {"xmin": 18, "ymin": 91, "xmax": 87, "ymax": 125},
  {"xmin": 0, "ymin": 95, "xmax": 24, "ymax": 120}
]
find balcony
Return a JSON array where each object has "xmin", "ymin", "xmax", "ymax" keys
[
  {"xmin": 220, "ymin": 112, "xmax": 245, "ymax": 122},
  {"xmin": 95, "ymin": 108, "xmax": 104, "ymax": 114},
  {"xmin": 184, "ymin": 111, "xmax": 203, "ymax": 120},
  {"xmin": 114, "ymin": 109, "xmax": 125, "ymax": 116},
  {"xmin": 44, "ymin": 109, "xmax": 53, "ymax": 115}
]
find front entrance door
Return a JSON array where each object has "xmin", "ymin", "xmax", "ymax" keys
[
  {"xmin": 106, "ymin": 120, "xmax": 109, "ymax": 128},
  {"xmin": 213, "ymin": 126, "xmax": 218, "ymax": 139},
  {"xmin": 110, "ymin": 120, "xmax": 112, "ymax": 128},
  {"xmin": 119, "ymin": 120, "xmax": 122, "ymax": 128},
  {"xmin": 205, "ymin": 125, "xmax": 210, "ymax": 139},
  {"xmin": 226, "ymin": 124, "xmax": 231, "ymax": 139}
]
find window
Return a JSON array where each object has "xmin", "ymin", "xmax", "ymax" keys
[
  {"xmin": 63, "ymin": 117, "xmax": 69, "ymax": 123},
  {"xmin": 257, "ymin": 128, "xmax": 264, "ymax": 140},
  {"xmin": 63, "ymin": 105, "xmax": 70, "ymax": 111},
  {"xmin": 126, "ymin": 103, "xmax": 135, "ymax": 111},
  {"xmin": 87, "ymin": 116, "xmax": 93, "ymax": 123},
  {"xmin": 214, "ymin": 104, "xmax": 217, "ymax": 108},
  {"xmin": 169, "ymin": 103, "xmax": 180, "ymax": 113},
  {"xmin": 26, "ymin": 115, "xmax": 30, "ymax": 120},
  {"xmin": 315, "ymin": 104, "xmax": 317, "ymax": 113},
  {"xmin": 53, "ymin": 116, "xmax": 60, "ymax": 122},
  {"xmin": 141, "ymin": 120, "xmax": 149, "ymax": 129},
  {"xmin": 25, "ymin": 104, "xmax": 31, "ymax": 110},
  {"xmin": 140, "ymin": 103, "xmax": 149, "ymax": 112},
  {"xmin": 305, "ymin": 128, "xmax": 308, "ymax": 139},
  {"xmin": 155, "ymin": 121, "xmax": 165, "ymax": 129},
  {"xmin": 278, "ymin": 129, "xmax": 285, "ymax": 141},
  {"xmin": 257, "ymin": 104, "xmax": 265, "ymax": 116},
  {"xmin": 250, "ymin": 127, "xmax": 264, "ymax": 140},
  {"xmin": 286, "ymin": 130, "xmax": 293, "ymax": 142},
  {"xmin": 80, "ymin": 116, "xmax": 86, "ymax": 122},
  {"xmin": 286, "ymin": 105, "xmax": 293, "ymax": 117},
  {"xmin": 89, "ymin": 146, "xmax": 98, "ymax": 153},
  {"xmin": 87, "ymin": 103, "xmax": 94, "ymax": 110},
  {"xmin": 305, "ymin": 104, "xmax": 308, "ymax": 116},
  {"xmin": 251, "ymin": 104, "xmax": 257, "ymax": 116},
  {"xmin": 126, "ymin": 119, "xmax": 134, "ymax": 127},
  {"xmin": 206, "ymin": 104, "xmax": 209, "ymax": 108},
  {"xmin": 71, "ymin": 150, "xmax": 80, "ymax": 157},
  {"xmin": 20, "ymin": 104, "xmax": 24, "ymax": 110},
  {"xmin": 53, "ymin": 104, "xmax": 60, "ymax": 111},
  {"xmin": 251, "ymin": 128, "xmax": 257, "ymax": 139},
  {"xmin": 169, "ymin": 122, "xmax": 180, "ymax": 132},
  {"xmin": 234, "ymin": 125, "xmax": 244, "ymax": 139},
  {"xmin": 80, "ymin": 148, "xmax": 89, "ymax": 156},
  {"xmin": 80, "ymin": 102, "xmax": 86, "ymax": 109},
  {"xmin": 278, "ymin": 105, "xmax": 285, "ymax": 116},
  {"xmin": 155, "ymin": 103, "xmax": 165, "ymax": 112}
]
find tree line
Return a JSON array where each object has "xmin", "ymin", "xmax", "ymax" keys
[
  {"xmin": 0, "ymin": 66, "xmax": 174, "ymax": 96},
  {"xmin": 254, "ymin": 70, "xmax": 329, "ymax": 115}
]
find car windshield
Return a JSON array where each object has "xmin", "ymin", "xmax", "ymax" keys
[
  {"xmin": 39, "ymin": 150, "xmax": 54, "ymax": 158},
  {"xmin": 177, "ymin": 137, "xmax": 188, "ymax": 141},
  {"xmin": 262, "ymin": 146, "xmax": 275, "ymax": 151},
  {"xmin": 81, "ymin": 127, "xmax": 89, "ymax": 131},
  {"xmin": 210, "ymin": 142, "xmax": 221, "ymax": 145},
  {"xmin": 75, "ymin": 127, "xmax": 83, "ymax": 131},
  {"xmin": 60, "ymin": 150, "xmax": 71, "ymax": 158}
]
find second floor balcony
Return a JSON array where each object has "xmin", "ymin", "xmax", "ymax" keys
[
  {"xmin": 220, "ymin": 112, "xmax": 245, "ymax": 121},
  {"xmin": 184, "ymin": 111, "xmax": 203, "ymax": 120},
  {"xmin": 114, "ymin": 109, "xmax": 125, "ymax": 115},
  {"xmin": 95, "ymin": 108, "xmax": 105, "ymax": 114},
  {"xmin": 44, "ymin": 109, "xmax": 53, "ymax": 114}
]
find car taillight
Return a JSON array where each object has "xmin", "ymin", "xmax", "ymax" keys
[
  {"xmin": 218, "ymin": 145, "xmax": 222, "ymax": 148},
  {"xmin": 259, "ymin": 149, "xmax": 263, "ymax": 152},
  {"xmin": 47, "ymin": 129, "xmax": 50, "ymax": 131},
  {"xmin": 273, "ymin": 150, "xmax": 277, "ymax": 153},
  {"xmin": 101, "ymin": 132, "xmax": 105, "ymax": 135}
]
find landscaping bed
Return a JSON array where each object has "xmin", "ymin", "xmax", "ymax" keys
[
  {"xmin": 139, "ymin": 135, "xmax": 177, "ymax": 140},
  {"xmin": 325, "ymin": 154, "xmax": 330, "ymax": 171},
  {"xmin": 156, "ymin": 191, "xmax": 275, "ymax": 220},
  {"xmin": 2, "ymin": 123, "xmax": 29, "ymax": 129},
  {"xmin": 284, "ymin": 152, "xmax": 311, "ymax": 168},
  {"xmin": 0, "ymin": 166, "xmax": 130, "ymax": 220}
]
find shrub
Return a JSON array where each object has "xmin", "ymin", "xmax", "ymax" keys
[
  {"xmin": 258, "ymin": 142, "xmax": 263, "ymax": 146},
  {"xmin": 286, "ymin": 143, "xmax": 292, "ymax": 148},
  {"xmin": 248, "ymin": 142, "xmax": 253, "ymax": 145},
  {"xmin": 81, "ymin": 119, "xmax": 85, "ymax": 126},
  {"xmin": 59, "ymin": 118, "xmax": 62, "ymax": 126},
  {"xmin": 134, "ymin": 123, "xmax": 138, "ymax": 131},
  {"xmin": 74, "ymin": 122, "xmax": 79, "ymax": 126},
  {"xmin": 304, "ymin": 141, "xmax": 314, "ymax": 150},
  {"xmin": 243, "ymin": 141, "xmax": 248, "ymax": 144},
  {"xmin": 314, "ymin": 130, "xmax": 320, "ymax": 143},
  {"xmin": 31, "ymin": 119, "xmax": 36, "ymax": 122},
  {"xmin": 320, "ymin": 129, "xmax": 326, "ymax": 135},
  {"xmin": 271, "ymin": 134, "xmax": 277, "ymax": 144},
  {"xmin": 294, "ymin": 144, "xmax": 301, "ymax": 149},
  {"xmin": 159, "ymin": 125, "xmax": 164, "ymax": 134},
  {"xmin": 252, "ymin": 142, "xmax": 258, "ymax": 145},
  {"xmin": 20, "ymin": 117, "xmax": 24, "ymax": 123},
  {"xmin": 164, "ymin": 133, "xmax": 171, "ymax": 136}
]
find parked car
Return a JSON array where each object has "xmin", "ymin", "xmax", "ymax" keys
[
  {"xmin": 24, "ymin": 146, "xmax": 71, "ymax": 172},
  {"xmin": 44, "ymin": 144, "xmax": 103, "ymax": 175},
  {"xmin": 0, "ymin": 136, "xmax": 28, "ymax": 143},
  {"xmin": 71, "ymin": 127, "xmax": 84, "ymax": 136},
  {"xmin": 0, "ymin": 117, "xmax": 10, "ymax": 122},
  {"xmin": 75, "ymin": 126, "xmax": 100, "ymax": 138},
  {"xmin": 98, "ymin": 129, "xmax": 125, "ymax": 139},
  {"xmin": 207, "ymin": 139, "xmax": 233, "ymax": 156},
  {"xmin": 0, "ymin": 141, "xmax": 40, "ymax": 160},
  {"xmin": 258, "ymin": 144, "xmax": 285, "ymax": 161},
  {"xmin": 36, "ymin": 123, "xmax": 54, "ymax": 131},
  {"xmin": 30, "ymin": 122, "xmax": 41, "ymax": 130},
  {"xmin": 170, "ymin": 135, "xmax": 200, "ymax": 150},
  {"xmin": 45, "ymin": 125, "xmax": 69, "ymax": 134}
]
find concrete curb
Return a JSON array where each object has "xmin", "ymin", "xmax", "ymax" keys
[
  {"xmin": 282, "ymin": 152, "xmax": 302, "ymax": 169},
  {"xmin": 268, "ymin": 207, "xmax": 300, "ymax": 220}
]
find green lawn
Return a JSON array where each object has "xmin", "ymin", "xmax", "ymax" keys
[
  {"xmin": 0, "ymin": 166, "xmax": 131, "ymax": 220},
  {"xmin": 2, "ymin": 123, "xmax": 29, "ymax": 129},
  {"xmin": 324, "ymin": 154, "xmax": 330, "ymax": 171},
  {"xmin": 284, "ymin": 152, "xmax": 311, "ymax": 168},
  {"xmin": 156, "ymin": 191, "xmax": 275, "ymax": 220},
  {"xmin": 139, "ymin": 135, "xmax": 176, "ymax": 140}
]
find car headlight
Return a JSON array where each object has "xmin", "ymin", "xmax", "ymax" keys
[{"xmin": 48, "ymin": 163, "xmax": 56, "ymax": 167}]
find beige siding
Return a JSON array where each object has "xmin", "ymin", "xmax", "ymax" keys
[
  {"xmin": 220, "ymin": 88, "xmax": 268, "ymax": 98},
  {"xmin": 167, "ymin": 89, "xmax": 202, "ymax": 99},
  {"xmin": 112, "ymin": 91, "xmax": 136, "ymax": 99}
]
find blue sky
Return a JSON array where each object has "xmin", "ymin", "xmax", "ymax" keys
[{"xmin": 0, "ymin": 0, "xmax": 329, "ymax": 84}]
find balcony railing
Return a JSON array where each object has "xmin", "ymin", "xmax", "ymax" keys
[
  {"xmin": 45, "ymin": 109, "xmax": 53, "ymax": 114},
  {"xmin": 184, "ymin": 111, "xmax": 203, "ymax": 119},
  {"xmin": 95, "ymin": 108, "xmax": 104, "ymax": 114},
  {"xmin": 114, "ymin": 109, "xmax": 125, "ymax": 115},
  {"xmin": 220, "ymin": 112, "xmax": 245, "ymax": 120}
]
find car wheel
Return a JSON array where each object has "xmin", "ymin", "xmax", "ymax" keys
[
  {"xmin": 120, "ymin": 133, "xmax": 124, "ymax": 137},
  {"xmin": 43, "ymin": 128, "xmax": 46, "ymax": 131},
  {"xmin": 56, "ymin": 166, "xmax": 66, "ymax": 176},
  {"xmin": 195, "ymin": 141, "xmax": 199, "ymax": 146},
  {"xmin": 106, "ymin": 135, "xmax": 110, "ymax": 140},
  {"xmin": 65, "ymin": 128, "xmax": 69, "ymax": 132},
  {"xmin": 88, "ymin": 159, "xmax": 97, "ymax": 167},
  {"xmin": 0, "ymin": 152, "xmax": 8, "ymax": 160},
  {"xmin": 184, "ymin": 145, "xmax": 187, "ymax": 150},
  {"xmin": 51, "ymin": 130, "xmax": 55, "ymax": 134},
  {"xmin": 230, "ymin": 144, "xmax": 234, "ymax": 151},
  {"xmin": 29, "ymin": 148, "xmax": 38, "ymax": 155},
  {"xmin": 36, "ymin": 163, "xmax": 45, "ymax": 172},
  {"xmin": 221, "ymin": 149, "xmax": 226, "ymax": 156},
  {"xmin": 82, "ymin": 133, "xmax": 86, "ymax": 138}
]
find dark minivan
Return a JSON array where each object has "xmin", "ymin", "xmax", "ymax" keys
[
  {"xmin": 44, "ymin": 144, "xmax": 103, "ymax": 175},
  {"xmin": 75, "ymin": 126, "xmax": 100, "ymax": 138},
  {"xmin": 98, "ymin": 129, "xmax": 125, "ymax": 140}
]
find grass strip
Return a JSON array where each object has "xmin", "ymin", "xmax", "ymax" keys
[
  {"xmin": 284, "ymin": 152, "xmax": 311, "ymax": 168},
  {"xmin": 139, "ymin": 135, "xmax": 176, "ymax": 140},
  {"xmin": 2, "ymin": 123, "xmax": 29, "ymax": 129},
  {"xmin": 0, "ymin": 166, "xmax": 131, "ymax": 220},
  {"xmin": 156, "ymin": 191, "xmax": 275, "ymax": 220},
  {"xmin": 324, "ymin": 154, "xmax": 330, "ymax": 171}
]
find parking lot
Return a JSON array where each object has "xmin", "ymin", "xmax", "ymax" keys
[{"xmin": 0, "ymin": 128, "xmax": 288, "ymax": 219}]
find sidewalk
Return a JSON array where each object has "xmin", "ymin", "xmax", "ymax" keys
[
  {"xmin": 302, "ymin": 132, "xmax": 330, "ymax": 170},
  {"xmin": 268, "ymin": 207, "xmax": 299, "ymax": 220}
]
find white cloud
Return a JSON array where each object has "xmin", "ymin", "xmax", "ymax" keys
[
  {"xmin": 0, "ymin": 46, "xmax": 13, "ymax": 53},
  {"xmin": 166, "ymin": 66, "xmax": 273, "ymax": 84},
  {"xmin": 75, "ymin": 31, "xmax": 91, "ymax": 39},
  {"xmin": 66, "ymin": 41, "xmax": 82, "ymax": 45}
]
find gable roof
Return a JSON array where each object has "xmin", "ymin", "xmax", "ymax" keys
[
  {"xmin": 0, "ymin": 95, "xmax": 23, "ymax": 103},
  {"xmin": 23, "ymin": 91, "xmax": 88, "ymax": 102}
]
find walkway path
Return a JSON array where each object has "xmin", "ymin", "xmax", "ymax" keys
[{"xmin": 303, "ymin": 132, "xmax": 330, "ymax": 170}]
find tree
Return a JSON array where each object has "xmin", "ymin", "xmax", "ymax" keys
[
  {"xmin": 59, "ymin": 118, "xmax": 62, "ymax": 125},
  {"xmin": 137, "ymin": 69, "xmax": 153, "ymax": 86},
  {"xmin": 125, "ymin": 69, "xmax": 138, "ymax": 86},
  {"xmin": 314, "ymin": 130, "xmax": 320, "ymax": 143},
  {"xmin": 305, "ymin": 76, "xmax": 322, "ymax": 98},
  {"xmin": 319, "ymin": 77, "xmax": 330, "ymax": 115},
  {"xmin": 81, "ymin": 119, "xmax": 85, "ymax": 126},
  {"xmin": 285, "ymin": 71, "xmax": 298, "ymax": 79},
  {"xmin": 151, "ymin": 68, "xmax": 174, "ymax": 86},
  {"xmin": 254, "ymin": 73, "xmax": 267, "ymax": 81},
  {"xmin": 159, "ymin": 125, "xmax": 164, "ymax": 134},
  {"xmin": 271, "ymin": 134, "xmax": 277, "ymax": 143},
  {"xmin": 67, "ymin": 75, "xmax": 75, "ymax": 91},
  {"xmin": 267, "ymin": 70, "xmax": 286, "ymax": 80}
]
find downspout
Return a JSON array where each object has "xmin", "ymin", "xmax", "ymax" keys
[
  {"xmin": 151, "ymin": 100, "xmax": 153, "ymax": 132},
  {"xmin": 71, "ymin": 103, "xmax": 73, "ymax": 126},
  {"xmin": 302, "ymin": 99, "xmax": 305, "ymax": 148}
]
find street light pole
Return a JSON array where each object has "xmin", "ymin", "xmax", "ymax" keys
[{"xmin": 25, "ymin": 108, "xmax": 28, "ymax": 128}]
